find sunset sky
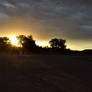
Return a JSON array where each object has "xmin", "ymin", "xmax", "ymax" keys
[{"xmin": 0, "ymin": 0, "xmax": 92, "ymax": 50}]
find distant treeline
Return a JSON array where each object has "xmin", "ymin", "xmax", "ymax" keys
[{"xmin": 0, "ymin": 35, "xmax": 92, "ymax": 55}]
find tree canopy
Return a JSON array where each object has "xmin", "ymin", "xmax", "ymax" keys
[
  {"xmin": 0, "ymin": 35, "xmax": 68, "ymax": 54},
  {"xmin": 0, "ymin": 37, "xmax": 10, "ymax": 51},
  {"xmin": 17, "ymin": 35, "xmax": 37, "ymax": 51},
  {"xmin": 49, "ymin": 38, "xmax": 66, "ymax": 49}
]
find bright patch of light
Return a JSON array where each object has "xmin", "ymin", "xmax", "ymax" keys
[
  {"xmin": 36, "ymin": 41, "xmax": 50, "ymax": 47},
  {"xmin": 9, "ymin": 36, "xmax": 20, "ymax": 47}
]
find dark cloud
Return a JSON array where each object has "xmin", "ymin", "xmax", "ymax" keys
[
  {"xmin": 7, "ymin": 0, "xmax": 92, "ymax": 8},
  {"xmin": 0, "ymin": 0, "xmax": 92, "ymax": 49}
]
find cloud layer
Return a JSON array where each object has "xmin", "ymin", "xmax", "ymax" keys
[{"xmin": 0, "ymin": 0, "xmax": 92, "ymax": 50}]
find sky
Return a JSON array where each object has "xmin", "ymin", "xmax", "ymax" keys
[{"xmin": 0, "ymin": 0, "xmax": 92, "ymax": 50}]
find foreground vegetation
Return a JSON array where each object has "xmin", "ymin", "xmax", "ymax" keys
[{"xmin": 0, "ymin": 35, "xmax": 92, "ymax": 55}]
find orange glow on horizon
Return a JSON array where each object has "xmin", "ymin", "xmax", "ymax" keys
[{"xmin": 36, "ymin": 41, "xmax": 50, "ymax": 47}]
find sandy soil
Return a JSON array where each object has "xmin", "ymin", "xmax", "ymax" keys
[{"xmin": 0, "ymin": 54, "xmax": 92, "ymax": 92}]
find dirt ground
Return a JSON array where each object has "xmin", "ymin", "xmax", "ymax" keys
[{"xmin": 0, "ymin": 54, "xmax": 92, "ymax": 92}]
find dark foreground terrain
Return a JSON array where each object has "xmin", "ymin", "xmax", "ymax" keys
[{"xmin": 0, "ymin": 54, "xmax": 92, "ymax": 92}]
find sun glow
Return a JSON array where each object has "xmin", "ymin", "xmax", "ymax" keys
[
  {"xmin": 9, "ymin": 36, "xmax": 20, "ymax": 47},
  {"xmin": 36, "ymin": 41, "xmax": 50, "ymax": 47}
]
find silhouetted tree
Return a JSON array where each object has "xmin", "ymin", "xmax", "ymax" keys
[
  {"xmin": 17, "ymin": 35, "xmax": 37, "ymax": 53},
  {"xmin": 49, "ymin": 38, "xmax": 66, "ymax": 50},
  {"xmin": 0, "ymin": 37, "xmax": 10, "ymax": 52}
]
